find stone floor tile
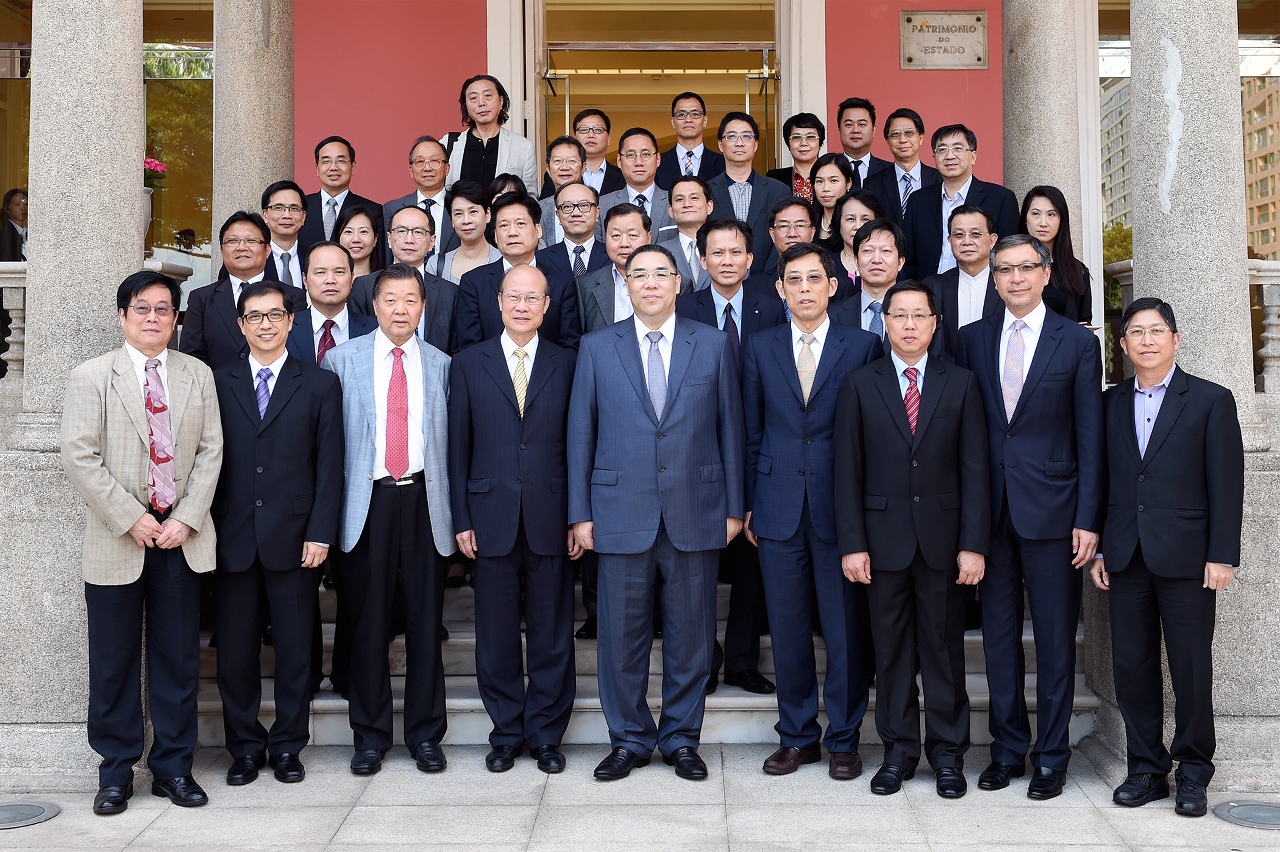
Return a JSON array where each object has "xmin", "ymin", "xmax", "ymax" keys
[
  {"xmin": 722, "ymin": 744, "xmax": 910, "ymax": 807},
  {"xmin": 0, "ymin": 792, "xmax": 164, "ymax": 849},
  {"xmin": 1100, "ymin": 796, "xmax": 1280, "ymax": 848},
  {"xmin": 537, "ymin": 745, "xmax": 726, "ymax": 805},
  {"xmin": 330, "ymin": 805, "xmax": 538, "ymax": 846},
  {"xmin": 127, "ymin": 805, "xmax": 346, "ymax": 847},
  {"xmin": 193, "ymin": 747, "xmax": 372, "ymax": 808},
  {"xmin": 355, "ymin": 745, "xmax": 546, "ymax": 806},
  {"xmin": 729, "ymin": 844, "xmax": 929, "ymax": 852},
  {"xmin": 914, "ymin": 803, "xmax": 1125, "ymax": 846},
  {"xmin": 725, "ymin": 804, "xmax": 928, "ymax": 846},
  {"xmin": 527, "ymin": 804, "xmax": 728, "ymax": 849}
]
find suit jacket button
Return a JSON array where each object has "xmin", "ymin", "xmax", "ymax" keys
[
  {"xmin": 798, "ymin": 469, "xmax": 805, "ymax": 475},
  {"xmin": 1137, "ymin": 504, "xmax": 1144, "ymax": 512},
  {"xmin": 659, "ymin": 466, "xmax": 666, "ymax": 472},
  {"xmin": 255, "ymin": 499, "xmax": 263, "ymax": 507},
  {"xmin": 804, "ymin": 438, "xmax": 812, "ymax": 444},
  {"xmin": 1137, "ymin": 474, "xmax": 1144, "ymax": 481},
  {"xmin": 658, "ymin": 433, "xmax": 665, "ymax": 439},
  {"xmin": 519, "ymin": 444, "xmax": 526, "ymax": 450},
  {"xmin": 999, "ymin": 462, "xmax": 1004, "ymax": 468},
  {"xmin": 256, "ymin": 466, "xmax": 263, "ymax": 473},
  {"xmin": 911, "ymin": 459, "xmax": 918, "ymax": 467},
  {"xmin": 516, "ymin": 477, "xmax": 523, "ymax": 483},
  {"xmin": 1004, "ymin": 432, "xmax": 1011, "ymax": 439},
  {"xmin": 913, "ymin": 495, "xmax": 920, "ymax": 502}
]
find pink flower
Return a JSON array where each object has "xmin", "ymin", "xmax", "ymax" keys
[{"xmin": 144, "ymin": 158, "xmax": 167, "ymax": 174}]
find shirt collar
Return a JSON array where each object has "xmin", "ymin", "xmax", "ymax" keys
[
  {"xmin": 312, "ymin": 305, "xmax": 349, "ymax": 334},
  {"xmin": 612, "ymin": 265, "xmax": 628, "ymax": 290},
  {"xmin": 634, "ymin": 311, "xmax": 677, "ymax": 344},
  {"xmin": 791, "ymin": 315, "xmax": 830, "ymax": 348},
  {"xmin": 1003, "ymin": 300, "xmax": 1047, "ymax": 335},
  {"xmin": 943, "ymin": 175, "xmax": 973, "ymax": 203},
  {"xmin": 502, "ymin": 257, "xmax": 538, "ymax": 272},
  {"xmin": 231, "ymin": 270, "xmax": 266, "ymax": 287},
  {"xmin": 321, "ymin": 188, "xmax": 350, "ymax": 207},
  {"xmin": 416, "ymin": 188, "xmax": 446, "ymax": 206},
  {"xmin": 630, "ymin": 183, "xmax": 656, "ymax": 202},
  {"xmin": 500, "ymin": 329, "xmax": 540, "ymax": 361},
  {"xmin": 271, "ymin": 240, "xmax": 299, "ymax": 258},
  {"xmin": 861, "ymin": 289, "xmax": 884, "ymax": 311},
  {"xmin": 728, "ymin": 170, "xmax": 756, "ymax": 187},
  {"xmin": 894, "ymin": 161, "xmax": 922, "ymax": 183},
  {"xmin": 679, "ymin": 143, "xmax": 705, "ymax": 158},
  {"xmin": 1136, "ymin": 363, "xmax": 1177, "ymax": 393},
  {"xmin": 374, "ymin": 327, "xmax": 418, "ymax": 360},
  {"xmin": 564, "ymin": 234, "xmax": 595, "ymax": 254},
  {"xmin": 958, "ymin": 265, "xmax": 990, "ymax": 286},
  {"xmin": 890, "ymin": 349, "xmax": 928, "ymax": 380},
  {"xmin": 124, "ymin": 342, "xmax": 168, "ymax": 370},
  {"xmin": 710, "ymin": 285, "xmax": 743, "ymax": 320},
  {"xmin": 248, "ymin": 349, "xmax": 289, "ymax": 378},
  {"xmin": 585, "ymin": 160, "xmax": 606, "ymax": 175}
]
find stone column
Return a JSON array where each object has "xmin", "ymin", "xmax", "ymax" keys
[{"xmin": 212, "ymin": 0, "xmax": 294, "ymax": 240}]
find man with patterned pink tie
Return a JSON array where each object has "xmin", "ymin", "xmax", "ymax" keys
[{"xmin": 62, "ymin": 270, "xmax": 225, "ymax": 815}]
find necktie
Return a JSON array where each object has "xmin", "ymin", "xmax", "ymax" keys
[
  {"xmin": 687, "ymin": 241, "xmax": 699, "ymax": 284},
  {"xmin": 851, "ymin": 158, "xmax": 863, "ymax": 188},
  {"xmin": 255, "ymin": 367, "xmax": 273, "ymax": 419},
  {"xmin": 323, "ymin": 198, "xmax": 338, "ymax": 240},
  {"xmin": 420, "ymin": 198, "xmax": 436, "ymax": 260},
  {"xmin": 723, "ymin": 303, "xmax": 740, "ymax": 368},
  {"xmin": 317, "ymin": 318, "xmax": 336, "ymax": 366},
  {"xmin": 1002, "ymin": 319, "xmax": 1027, "ymax": 421},
  {"xmin": 646, "ymin": 330, "xmax": 667, "ymax": 420},
  {"xmin": 572, "ymin": 244, "xmax": 587, "ymax": 278},
  {"xmin": 634, "ymin": 194, "xmax": 647, "ymax": 212},
  {"xmin": 280, "ymin": 250, "xmax": 293, "ymax": 288},
  {"xmin": 512, "ymin": 348, "xmax": 528, "ymax": 417},
  {"xmin": 900, "ymin": 174, "xmax": 914, "ymax": 218},
  {"xmin": 904, "ymin": 366, "xmax": 920, "ymax": 433},
  {"xmin": 684, "ymin": 149, "xmax": 695, "ymax": 176},
  {"xmin": 385, "ymin": 348, "xmax": 409, "ymax": 479},
  {"xmin": 797, "ymin": 332, "xmax": 817, "ymax": 403},
  {"xmin": 868, "ymin": 300, "xmax": 884, "ymax": 340},
  {"xmin": 143, "ymin": 359, "xmax": 176, "ymax": 512}
]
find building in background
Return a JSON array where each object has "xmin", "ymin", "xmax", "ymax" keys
[{"xmin": 1100, "ymin": 77, "xmax": 1131, "ymax": 227}]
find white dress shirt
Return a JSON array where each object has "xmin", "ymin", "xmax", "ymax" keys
[
  {"xmin": 247, "ymin": 350, "xmax": 289, "ymax": 397},
  {"xmin": 415, "ymin": 188, "xmax": 447, "ymax": 245},
  {"xmin": 583, "ymin": 161, "xmax": 607, "ymax": 192},
  {"xmin": 372, "ymin": 329, "xmax": 425, "ymax": 479},
  {"xmin": 123, "ymin": 342, "xmax": 168, "ymax": 398},
  {"xmin": 790, "ymin": 315, "xmax": 831, "ymax": 368},
  {"xmin": 890, "ymin": 350, "xmax": 929, "ymax": 398},
  {"xmin": 893, "ymin": 161, "xmax": 923, "ymax": 206},
  {"xmin": 229, "ymin": 270, "xmax": 267, "ymax": 306},
  {"xmin": 500, "ymin": 329, "xmax": 539, "ymax": 383},
  {"xmin": 845, "ymin": 153, "xmax": 871, "ymax": 183},
  {"xmin": 956, "ymin": 265, "xmax": 991, "ymax": 328},
  {"xmin": 677, "ymin": 232, "xmax": 700, "ymax": 279},
  {"xmin": 634, "ymin": 312, "xmax": 676, "ymax": 385},
  {"xmin": 270, "ymin": 241, "xmax": 304, "ymax": 290},
  {"xmin": 502, "ymin": 256, "xmax": 537, "ymax": 273},
  {"xmin": 676, "ymin": 143, "xmax": 705, "ymax": 176},
  {"xmin": 564, "ymin": 233, "xmax": 596, "ymax": 266},
  {"xmin": 613, "ymin": 266, "xmax": 635, "ymax": 322},
  {"xmin": 320, "ymin": 188, "xmax": 350, "ymax": 239},
  {"xmin": 631, "ymin": 183, "xmax": 657, "ymax": 210},
  {"xmin": 710, "ymin": 286, "xmax": 744, "ymax": 338},
  {"xmin": 998, "ymin": 301, "xmax": 1047, "ymax": 384},
  {"xmin": 312, "ymin": 306, "xmax": 351, "ymax": 355},
  {"xmin": 938, "ymin": 175, "xmax": 973, "ymax": 273}
]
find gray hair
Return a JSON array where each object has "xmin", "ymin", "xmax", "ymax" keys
[{"xmin": 990, "ymin": 233, "xmax": 1051, "ymax": 272}]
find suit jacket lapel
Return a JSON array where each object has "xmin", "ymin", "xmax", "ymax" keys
[
  {"xmin": 354, "ymin": 336, "xmax": 377, "ymax": 434},
  {"xmin": 911, "ymin": 358, "xmax": 946, "ymax": 452},
  {"xmin": 1010, "ymin": 313, "xmax": 1064, "ymax": 425},
  {"xmin": 1139, "ymin": 367, "xmax": 1188, "ymax": 469},
  {"xmin": 1115, "ymin": 379, "xmax": 1142, "ymax": 465},
  {"xmin": 480, "ymin": 342, "xmax": 520, "ymax": 415},
  {"xmin": 982, "ymin": 279, "xmax": 1003, "ymax": 317},
  {"xmin": 770, "ymin": 327, "xmax": 805, "ymax": 404},
  {"xmin": 811, "ymin": 325, "xmax": 847, "ymax": 397},
  {"xmin": 110, "ymin": 349, "xmax": 150, "ymax": 448},
  {"xmin": 694, "ymin": 290, "xmax": 717, "ymax": 327},
  {"xmin": 166, "ymin": 356, "xmax": 195, "ymax": 438},
  {"xmin": 259, "ymin": 356, "xmax": 301, "ymax": 431},
  {"xmin": 213, "ymin": 279, "xmax": 241, "ymax": 342},
  {"xmin": 614, "ymin": 326, "xmax": 658, "ymax": 426},
  {"xmin": 227, "ymin": 359, "xmax": 261, "ymax": 426},
  {"xmin": 941, "ymin": 270, "xmax": 960, "ymax": 343},
  {"xmin": 524, "ymin": 343, "xmax": 558, "ymax": 408},
  {"xmin": 659, "ymin": 320, "xmax": 697, "ymax": 421},
  {"xmin": 742, "ymin": 290, "xmax": 765, "ymax": 335},
  {"xmin": 872, "ymin": 359, "xmax": 915, "ymax": 445},
  {"xmin": 745, "ymin": 176, "xmax": 769, "ymax": 226},
  {"xmin": 288, "ymin": 308, "xmax": 316, "ymax": 362},
  {"xmin": 986, "ymin": 315, "xmax": 1008, "ymax": 426},
  {"xmin": 592, "ymin": 277, "xmax": 614, "ymax": 325}
]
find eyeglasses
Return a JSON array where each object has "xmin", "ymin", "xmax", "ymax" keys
[
  {"xmin": 389, "ymin": 227, "xmax": 432, "ymax": 239},
  {"xmin": 222, "ymin": 237, "xmax": 266, "ymax": 247},
  {"xmin": 626, "ymin": 269, "xmax": 675, "ymax": 283},
  {"xmin": 949, "ymin": 229, "xmax": 990, "ymax": 241},
  {"xmin": 772, "ymin": 220, "xmax": 814, "ymax": 233},
  {"xmin": 887, "ymin": 129, "xmax": 919, "ymax": 140},
  {"xmin": 673, "ymin": 110, "xmax": 705, "ymax": 120},
  {"xmin": 575, "ymin": 126, "xmax": 608, "ymax": 136},
  {"xmin": 411, "ymin": 157, "xmax": 445, "ymax": 169},
  {"xmin": 1124, "ymin": 325, "xmax": 1172, "ymax": 341},
  {"xmin": 265, "ymin": 204, "xmax": 304, "ymax": 214},
  {"xmin": 886, "ymin": 312, "xmax": 935, "ymax": 323},
  {"xmin": 722, "ymin": 132, "xmax": 756, "ymax": 143},
  {"xmin": 788, "ymin": 133, "xmax": 821, "ymax": 144},
  {"xmin": 783, "ymin": 273, "xmax": 831, "ymax": 287},
  {"xmin": 993, "ymin": 262, "xmax": 1046, "ymax": 276},
  {"xmin": 501, "ymin": 292, "xmax": 549, "ymax": 306},
  {"xmin": 549, "ymin": 157, "xmax": 581, "ymax": 167},
  {"xmin": 557, "ymin": 201, "xmax": 599, "ymax": 214},
  {"xmin": 620, "ymin": 150, "xmax": 657, "ymax": 162},
  {"xmin": 241, "ymin": 309, "xmax": 290, "ymax": 324},
  {"xmin": 934, "ymin": 144, "xmax": 972, "ymax": 156},
  {"xmin": 128, "ymin": 303, "xmax": 175, "ymax": 317}
]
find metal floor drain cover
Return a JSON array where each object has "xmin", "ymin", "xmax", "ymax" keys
[
  {"xmin": 0, "ymin": 801, "xmax": 60, "ymax": 829},
  {"xmin": 1213, "ymin": 801, "xmax": 1280, "ymax": 829}
]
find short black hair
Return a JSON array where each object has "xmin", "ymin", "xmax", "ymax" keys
[
  {"xmin": 883, "ymin": 107, "xmax": 925, "ymax": 138},
  {"xmin": 778, "ymin": 242, "xmax": 837, "ymax": 282},
  {"xmin": 1122, "ymin": 297, "xmax": 1178, "ymax": 334},
  {"xmin": 488, "ymin": 174, "xmax": 527, "ymax": 200},
  {"xmin": 260, "ymin": 180, "xmax": 305, "ymax": 211},
  {"xmin": 717, "ymin": 111, "xmax": 759, "ymax": 139},
  {"xmin": 837, "ymin": 97, "xmax": 877, "ymax": 127},
  {"xmin": 625, "ymin": 243, "xmax": 678, "ymax": 272},
  {"xmin": 809, "ymin": 152, "xmax": 856, "ymax": 187},
  {"xmin": 603, "ymin": 201, "xmax": 651, "ymax": 234},
  {"xmin": 783, "ymin": 112, "xmax": 826, "ymax": 146},
  {"xmin": 220, "ymin": 210, "xmax": 270, "ymax": 245},
  {"xmin": 408, "ymin": 135, "xmax": 445, "ymax": 162},
  {"xmin": 668, "ymin": 174, "xmax": 712, "ymax": 198},
  {"xmin": 769, "ymin": 196, "xmax": 815, "ymax": 229},
  {"xmin": 852, "ymin": 218, "xmax": 906, "ymax": 256},
  {"xmin": 335, "ymin": 203, "xmax": 383, "ymax": 237},
  {"xmin": 546, "ymin": 135, "xmax": 588, "ymax": 164},
  {"xmin": 459, "ymin": 74, "xmax": 511, "ymax": 127},
  {"xmin": 491, "ymin": 191, "xmax": 541, "ymax": 226},
  {"xmin": 554, "ymin": 180, "xmax": 599, "ymax": 203},
  {"xmin": 117, "ymin": 270, "xmax": 180, "ymax": 311},
  {"xmin": 304, "ymin": 240, "xmax": 354, "ymax": 273},
  {"xmin": 237, "ymin": 279, "xmax": 293, "ymax": 316},
  {"xmin": 931, "ymin": 123, "xmax": 978, "ymax": 152},
  {"xmin": 372, "ymin": 262, "xmax": 427, "ymax": 302},
  {"xmin": 446, "ymin": 179, "xmax": 490, "ymax": 213},
  {"xmin": 696, "ymin": 218, "xmax": 753, "ymax": 256},
  {"xmin": 671, "ymin": 92, "xmax": 707, "ymax": 114},
  {"xmin": 573, "ymin": 108, "xmax": 611, "ymax": 133},
  {"xmin": 947, "ymin": 203, "xmax": 997, "ymax": 234},
  {"xmin": 314, "ymin": 135, "xmax": 355, "ymax": 163},
  {"xmin": 389, "ymin": 202, "xmax": 435, "ymax": 235},
  {"xmin": 618, "ymin": 127, "xmax": 659, "ymax": 151},
  {"xmin": 882, "ymin": 279, "xmax": 937, "ymax": 315}
]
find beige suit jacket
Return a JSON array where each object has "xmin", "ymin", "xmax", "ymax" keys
[{"xmin": 61, "ymin": 346, "xmax": 224, "ymax": 585}]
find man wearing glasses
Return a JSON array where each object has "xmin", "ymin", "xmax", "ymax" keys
[
  {"xmin": 538, "ymin": 182, "xmax": 609, "ymax": 286},
  {"xmin": 297, "ymin": 135, "xmax": 384, "ymax": 258},
  {"xmin": 538, "ymin": 136, "xmax": 588, "ymax": 245},
  {"xmin": 569, "ymin": 244, "xmax": 745, "ymax": 782},
  {"xmin": 707, "ymin": 112, "xmax": 790, "ymax": 276},
  {"xmin": 541, "ymin": 108, "xmax": 626, "ymax": 198},
  {"xmin": 900, "ymin": 124, "xmax": 1018, "ymax": 281},
  {"xmin": 656, "ymin": 91, "xmax": 726, "ymax": 190},
  {"xmin": 598, "ymin": 128, "xmax": 676, "ymax": 241},
  {"xmin": 863, "ymin": 108, "xmax": 941, "ymax": 226},
  {"xmin": 383, "ymin": 136, "xmax": 458, "ymax": 265},
  {"xmin": 260, "ymin": 180, "xmax": 309, "ymax": 291}
]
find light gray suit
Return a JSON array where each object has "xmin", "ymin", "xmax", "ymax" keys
[
  {"xmin": 657, "ymin": 234, "xmax": 711, "ymax": 290},
  {"xmin": 598, "ymin": 185, "xmax": 676, "ymax": 241},
  {"xmin": 444, "ymin": 127, "xmax": 539, "ymax": 196}
]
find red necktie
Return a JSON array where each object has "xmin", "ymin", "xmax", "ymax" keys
[
  {"xmin": 316, "ymin": 319, "xmax": 336, "ymax": 366},
  {"xmin": 904, "ymin": 366, "xmax": 920, "ymax": 434},
  {"xmin": 385, "ymin": 348, "xmax": 409, "ymax": 479}
]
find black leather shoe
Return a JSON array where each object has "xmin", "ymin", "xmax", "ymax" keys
[
  {"xmin": 350, "ymin": 749, "xmax": 385, "ymax": 775},
  {"xmin": 978, "ymin": 760, "xmax": 1026, "ymax": 791},
  {"xmin": 1175, "ymin": 777, "xmax": 1208, "ymax": 817},
  {"xmin": 575, "ymin": 616, "xmax": 597, "ymax": 639},
  {"xmin": 1027, "ymin": 767, "xmax": 1066, "ymax": 800},
  {"xmin": 705, "ymin": 670, "xmax": 719, "ymax": 695},
  {"xmin": 269, "ymin": 752, "xmax": 305, "ymax": 783},
  {"xmin": 870, "ymin": 763, "xmax": 914, "ymax": 795},
  {"xmin": 226, "ymin": 751, "xmax": 266, "ymax": 786},
  {"xmin": 413, "ymin": 741, "xmax": 447, "ymax": 773},
  {"xmin": 485, "ymin": 744, "xmax": 521, "ymax": 773},
  {"xmin": 530, "ymin": 744, "xmax": 566, "ymax": 774},
  {"xmin": 935, "ymin": 767, "xmax": 967, "ymax": 798},
  {"xmin": 1113, "ymin": 773, "xmax": 1169, "ymax": 807},
  {"xmin": 593, "ymin": 746, "xmax": 650, "ymax": 780},
  {"xmin": 663, "ymin": 746, "xmax": 708, "ymax": 780},
  {"xmin": 151, "ymin": 775, "xmax": 209, "ymax": 807},
  {"xmin": 93, "ymin": 782, "xmax": 132, "ymax": 815},
  {"xmin": 724, "ymin": 669, "xmax": 777, "ymax": 694}
]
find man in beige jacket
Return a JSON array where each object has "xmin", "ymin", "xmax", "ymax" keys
[{"xmin": 61, "ymin": 270, "xmax": 224, "ymax": 815}]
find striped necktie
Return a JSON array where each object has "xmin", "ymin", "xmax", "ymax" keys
[
  {"xmin": 904, "ymin": 366, "xmax": 920, "ymax": 433},
  {"xmin": 512, "ymin": 348, "xmax": 528, "ymax": 417},
  {"xmin": 900, "ymin": 173, "xmax": 914, "ymax": 218}
]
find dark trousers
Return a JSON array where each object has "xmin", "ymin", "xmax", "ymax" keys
[
  {"xmin": 580, "ymin": 551, "xmax": 599, "ymax": 619},
  {"xmin": 475, "ymin": 518, "xmax": 576, "ymax": 749},
  {"xmin": 346, "ymin": 480, "xmax": 446, "ymax": 752},
  {"xmin": 597, "ymin": 522, "xmax": 719, "ymax": 755},
  {"xmin": 85, "ymin": 533, "xmax": 201, "ymax": 786},
  {"xmin": 215, "ymin": 556, "xmax": 317, "ymax": 757},
  {"xmin": 716, "ymin": 534, "xmax": 767, "ymax": 674},
  {"xmin": 983, "ymin": 499, "xmax": 1081, "ymax": 771},
  {"xmin": 1109, "ymin": 547, "xmax": 1217, "ymax": 785},
  {"xmin": 326, "ymin": 549, "xmax": 354, "ymax": 697},
  {"xmin": 868, "ymin": 547, "xmax": 969, "ymax": 770},
  {"xmin": 758, "ymin": 498, "xmax": 872, "ymax": 753}
]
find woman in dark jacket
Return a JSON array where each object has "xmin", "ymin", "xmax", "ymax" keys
[{"xmin": 1020, "ymin": 184, "xmax": 1092, "ymax": 323}]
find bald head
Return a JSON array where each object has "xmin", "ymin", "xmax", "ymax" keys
[{"xmin": 498, "ymin": 264, "xmax": 550, "ymax": 342}]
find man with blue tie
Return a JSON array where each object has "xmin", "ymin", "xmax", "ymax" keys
[
  {"xmin": 323, "ymin": 263, "xmax": 455, "ymax": 777},
  {"xmin": 569, "ymin": 244, "xmax": 745, "ymax": 782},
  {"xmin": 829, "ymin": 219, "xmax": 906, "ymax": 342},
  {"xmin": 742, "ymin": 243, "xmax": 882, "ymax": 780},
  {"xmin": 654, "ymin": 92, "xmax": 726, "ymax": 190},
  {"xmin": 954, "ymin": 234, "xmax": 1104, "ymax": 800}
]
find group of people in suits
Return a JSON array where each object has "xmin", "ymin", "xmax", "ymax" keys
[{"xmin": 60, "ymin": 77, "xmax": 1241, "ymax": 821}]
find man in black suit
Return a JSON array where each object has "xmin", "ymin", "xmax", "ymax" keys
[
  {"xmin": 349, "ymin": 205, "xmax": 455, "ymax": 354},
  {"xmin": 456, "ymin": 193, "xmax": 582, "ymax": 351},
  {"xmin": 286, "ymin": 242, "xmax": 377, "ymax": 366},
  {"xmin": 539, "ymin": 182, "xmax": 609, "ymax": 282},
  {"xmin": 954, "ymin": 234, "xmax": 1104, "ymax": 801},
  {"xmin": 676, "ymin": 219, "xmax": 786, "ymax": 695},
  {"xmin": 901, "ymin": 124, "xmax": 1019, "ymax": 281},
  {"xmin": 655, "ymin": 91, "xmax": 726, "ymax": 190},
  {"xmin": 829, "ymin": 220, "xmax": 905, "ymax": 340},
  {"xmin": 864, "ymin": 108, "xmax": 941, "ymax": 226},
  {"xmin": 836, "ymin": 97, "xmax": 892, "ymax": 188},
  {"xmin": 835, "ymin": 280, "xmax": 989, "ymax": 799},
  {"xmin": 1093, "ymin": 298, "xmax": 1244, "ymax": 818},
  {"xmin": 211, "ymin": 280, "xmax": 343, "ymax": 787},
  {"xmin": 707, "ymin": 112, "xmax": 790, "ymax": 277},
  {"xmin": 260, "ymin": 180, "xmax": 309, "ymax": 294},
  {"xmin": 541, "ymin": 109, "xmax": 626, "ymax": 199},
  {"xmin": 659, "ymin": 176, "xmax": 715, "ymax": 291},
  {"xmin": 741, "ymin": 199, "xmax": 825, "ymax": 297},
  {"xmin": 923, "ymin": 205, "xmax": 1002, "ymax": 357},
  {"xmin": 383, "ymin": 136, "xmax": 458, "ymax": 266},
  {"xmin": 297, "ymin": 135, "xmax": 384, "ymax": 258},
  {"xmin": 449, "ymin": 265, "xmax": 580, "ymax": 776}
]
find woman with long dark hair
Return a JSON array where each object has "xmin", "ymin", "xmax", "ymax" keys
[
  {"xmin": 809, "ymin": 153, "xmax": 856, "ymax": 247},
  {"xmin": 1020, "ymin": 185, "xmax": 1092, "ymax": 323},
  {"xmin": 334, "ymin": 206, "xmax": 383, "ymax": 279}
]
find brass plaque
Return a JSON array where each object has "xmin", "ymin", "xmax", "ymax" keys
[{"xmin": 900, "ymin": 11, "xmax": 988, "ymax": 70}]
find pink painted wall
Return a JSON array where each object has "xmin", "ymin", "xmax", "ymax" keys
[
  {"xmin": 825, "ymin": 0, "xmax": 1004, "ymax": 182},
  {"xmin": 293, "ymin": 0, "xmax": 487, "ymax": 202}
]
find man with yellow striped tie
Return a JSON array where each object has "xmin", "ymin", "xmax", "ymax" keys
[{"xmin": 447, "ymin": 264, "xmax": 583, "ymax": 775}]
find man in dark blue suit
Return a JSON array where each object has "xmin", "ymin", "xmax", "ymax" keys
[
  {"xmin": 285, "ymin": 242, "xmax": 378, "ymax": 366},
  {"xmin": 297, "ymin": 136, "xmax": 384, "ymax": 258},
  {"xmin": 954, "ymin": 234, "xmax": 1104, "ymax": 801},
  {"xmin": 449, "ymin": 265, "xmax": 579, "ymax": 776},
  {"xmin": 538, "ymin": 183, "xmax": 610, "ymax": 282},
  {"xmin": 676, "ymin": 219, "xmax": 786, "ymax": 694},
  {"xmin": 455, "ymin": 194, "xmax": 582, "ymax": 351},
  {"xmin": 654, "ymin": 92, "xmax": 727, "ymax": 190},
  {"xmin": 742, "ymin": 242, "xmax": 882, "ymax": 780},
  {"xmin": 569, "ymin": 244, "xmax": 745, "ymax": 782}
]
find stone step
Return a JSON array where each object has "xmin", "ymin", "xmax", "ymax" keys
[{"xmin": 195, "ymin": 673, "xmax": 1099, "ymax": 748}]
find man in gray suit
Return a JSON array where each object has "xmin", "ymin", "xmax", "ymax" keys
[
  {"xmin": 569, "ymin": 244, "xmax": 746, "ymax": 782},
  {"xmin": 539, "ymin": 136, "xmax": 587, "ymax": 246},
  {"xmin": 657, "ymin": 175, "xmax": 714, "ymax": 291},
  {"xmin": 577, "ymin": 203, "xmax": 653, "ymax": 334},
  {"xmin": 597, "ymin": 128, "xmax": 676, "ymax": 241},
  {"xmin": 323, "ymin": 263, "xmax": 455, "ymax": 778},
  {"xmin": 383, "ymin": 136, "xmax": 458, "ymax": 265}
]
